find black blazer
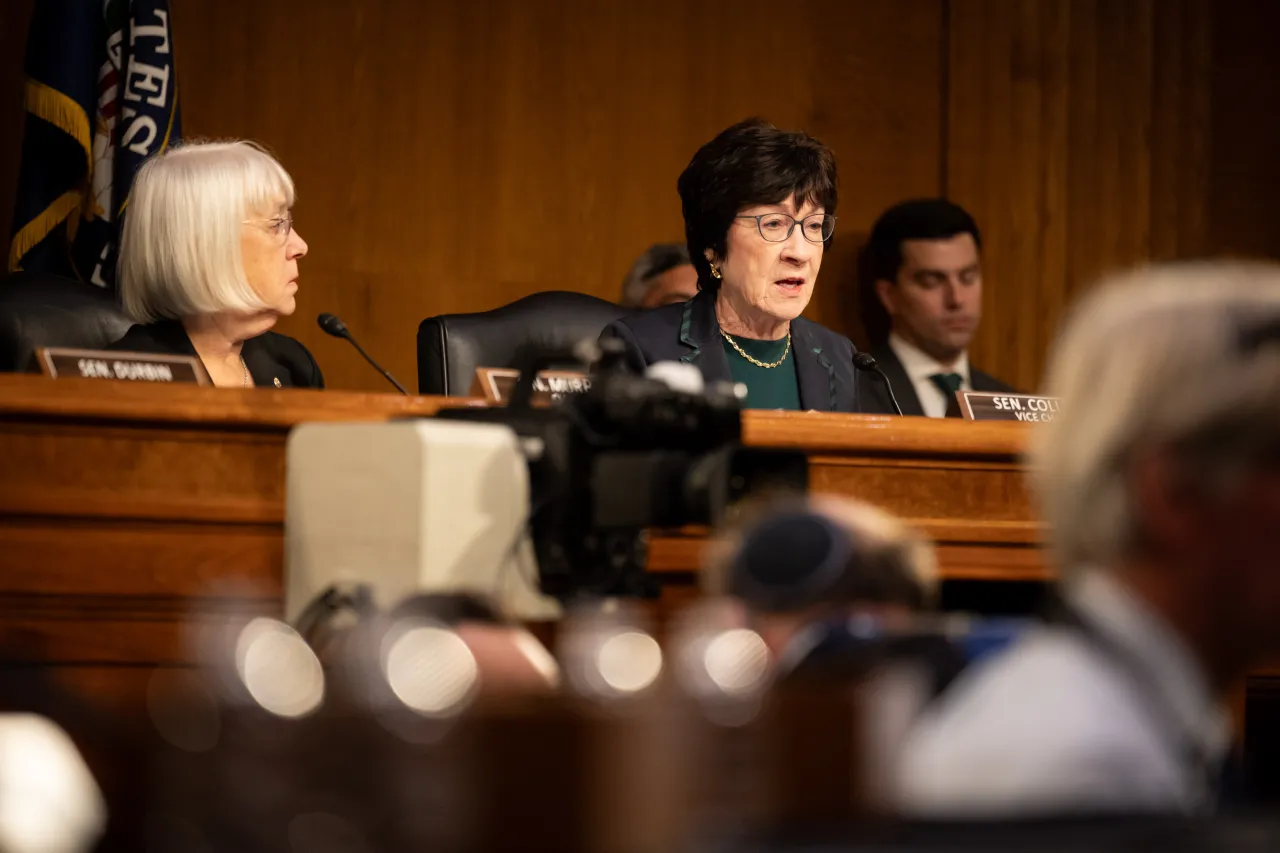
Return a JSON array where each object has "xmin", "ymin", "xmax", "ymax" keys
[
  {"xmin": 108, "ymin": 320, "xmax": 324, "ymax": 389},
  {"xmin": 862, "ymin": 342, "xmax": 1014, "ymax": 417},
  {"xmin": 599, "ymin": 290, "xmax": 890, "ymax": 414}
]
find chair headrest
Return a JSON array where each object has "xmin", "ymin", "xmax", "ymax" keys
[
  {"xmin": 0, "ymin": 272, "xmax": 134, "ymax": 372},
  {"xmin": 417, "ymin": 291, "xmax": 631, "ymax": 395}
]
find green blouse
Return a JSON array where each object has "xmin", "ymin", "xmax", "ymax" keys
[{"xmin": 721, "ymin": 333, "xmax": 801, "ymax": 411}]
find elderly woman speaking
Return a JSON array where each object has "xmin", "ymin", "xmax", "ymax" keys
[
  {"xmin": 109, "ymin": 140, "xmax": 323, "ymax": 388},
  {"xmin": 601, "ymin": 118, "xmax": 883, "ymax": 412}
]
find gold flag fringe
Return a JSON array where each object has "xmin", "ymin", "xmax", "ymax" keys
[{"xmin": 8, "ymin": 79, "xmax": 92, "ymax": 272}]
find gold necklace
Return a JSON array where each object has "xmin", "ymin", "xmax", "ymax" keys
[
  {"xmin": 720, "ymin": 328, "xmax": 791, "ymax": 368},
  {"xmin": 241, "ymin": 356, "xmax": 250, "ymax": 387}
]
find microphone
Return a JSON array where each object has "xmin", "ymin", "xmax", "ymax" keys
[
  {"xmin": 317, "ymin": 313, "xmax": 409, "ymax": 395},
  {"xmin": 853, "ymin": 352, "xmax": 904, "ymax": 417}
]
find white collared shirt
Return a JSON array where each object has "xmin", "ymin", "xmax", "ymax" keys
[
  {"xmin": 895, "ymin": 570, "xmax": 1232, "ymax": 817},
  {"xmin": 888, "ymin": 333, "xmax": 972, "ymax": 418}
]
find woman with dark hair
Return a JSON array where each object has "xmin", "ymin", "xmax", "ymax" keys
[{"xmin": 601, "ymin": 118, "xmax": 883, "ymax": 412}]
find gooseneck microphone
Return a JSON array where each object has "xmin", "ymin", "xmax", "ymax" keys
[
  {"xmin": 317, "ymin": 313, "xmax": 409, "ymax": 396},
  {"xmin": 853, "ymin": 352, "xmax": 904, "ymax": 417}
]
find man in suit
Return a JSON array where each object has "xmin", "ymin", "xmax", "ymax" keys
[{"xmin": 860, "ymin": 199, "xmax": 1014, "ymax": 417}]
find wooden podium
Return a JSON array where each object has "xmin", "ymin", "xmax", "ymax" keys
[
  {"xmin": 0, "ymin": 375, "xmax": 1043, "ymax": 669},
  {"xmin": 0, "ymin": 373, "xmax": 1042, "ymax": 685}
]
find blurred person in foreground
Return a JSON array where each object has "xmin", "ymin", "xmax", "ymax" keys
[
  {"xmin": 109, "ymin": 140, "xmax": 323, "ymax": 388},
  {"xmin": 602, "ymin": 118, "xmax": 888, "ymax": 412},
  {"xmin": 897, "ymin": 261, "xmax": 1280, "ymax": 816},
  {"xmin": 704, "ymin": 494, "xmax": 963, "ymax": 695},
  {"xmin": 620, "ymin": 242, "xmax": 698, "ymax": 309}
]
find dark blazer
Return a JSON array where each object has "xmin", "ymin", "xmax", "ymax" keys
[
  {"xmin": 599, "ymin": 290, "xmax": 889, "ymax": 414},
  {"xmin": 862, "ymin": 342, "xmax": 1015, "ymax": 417},
  {"xmin": 108, "ymin": 320, "xmax": 324, "ymax": 389}
]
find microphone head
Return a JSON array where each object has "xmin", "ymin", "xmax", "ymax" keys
[
  {"xmin": 317, "ymin": 313, "xmax": 349, "ymax": 338},
  {"xmin": 853, "ymin": 352, "xmax": 878, "ymax": 371}
]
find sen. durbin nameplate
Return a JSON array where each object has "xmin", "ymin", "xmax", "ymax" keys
[
  {"xmin": 471, "ymin": 367, "xmax": 591, "ymax": 405},
  {"xmin": 36, "ymin": 347, "xmax": 208, "ymax": 385},
  {"xmin": 959, "ymin": 391, "xmax": 1060, "ymax": 422}
]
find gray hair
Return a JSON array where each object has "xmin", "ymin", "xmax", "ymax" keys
[
  {"xmin": 620, "ymin": 242, "xmax": 691, "ymax": 308},
  {"xmin": 118, "ymin": 140, "xmax": 296, "ymax": 323},
  {"xmin": 702, "ymin": 493, "xmax": 938, "ymax": 608},
  {"xmin": 1030, "ymin": 260, "xmax": 1280, "ymax": 571}
]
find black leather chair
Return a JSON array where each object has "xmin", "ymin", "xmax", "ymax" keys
[
  {"xmin": 0, "ymin": 271, "xmax": 134, "ymax": 372},
  {"xmin": 416, "ymin": 291, "xmax": 631, "ymax": 395}
]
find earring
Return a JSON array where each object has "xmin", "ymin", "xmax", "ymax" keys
[{"xmin": 710, "ymin": 263, "xmax": 722, "ymax": 280}]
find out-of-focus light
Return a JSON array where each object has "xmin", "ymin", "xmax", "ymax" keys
[
  {"xmin": 382, "ymin": 624, "xmax": 478, "ymax": 716},
  {"xmin": 596, "ymin": 630, "xmax": 663, "ymax": 695},
  {"xmin": 0, "ymin": 714, "xmax": 106, "ymax": 853},
  {"xmin": 703, "ymin": 628, "xmax": 770, "ymax": 696},
  {"xmin": 235, "ymin": 618, "xmax": 325, "ymax": 718}
]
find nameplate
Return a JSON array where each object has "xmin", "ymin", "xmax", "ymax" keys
[
  {"xmin": 36, "ymin": 347, "xmax": 208, "ymax": 385},
  {"xmin": 959, "ymin": 391, "xmax": 1060, "ymax": 422},
  {"xmin": 471, "ymin": 367, "xmax": 591, "ymax": 405}
]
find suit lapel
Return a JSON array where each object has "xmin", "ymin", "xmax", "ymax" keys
[
  {"xmin": 152, "ymin": 320, "xmax": 200, "ymax": 357},
  {"xmin": 242, "ymin": 335, "xmax": 288, "ymax": 387},
  {"xmin": 791, "ymin": 321, "xmax": 837, "ymax": 412},
  {"xmin": 679, "ymin": 290, "xmax": 732, "ymax": 383},
  {"xmin": 871, "ymin": 345, "xmax": 925, "ymax": 417}
]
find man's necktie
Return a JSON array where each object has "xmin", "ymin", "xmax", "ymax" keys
[{"xmin": 929, "ymin": 372, "xmax": 964, "ymax": 418}]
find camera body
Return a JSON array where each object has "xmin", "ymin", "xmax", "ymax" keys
[
  {"xmin": 284, "ymin": 343, "xmax": 806, "ymax": 621},
  {"xmin": 433, "ymin": 342, "xmax": 808, "ymax": 600}
]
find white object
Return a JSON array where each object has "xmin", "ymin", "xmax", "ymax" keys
[
  {"xmin": 645, "ymin": 360, "xmax": 705, "ymax": 395},
  {"xmin": 0, "ymin": 714, "xmax": 106, "ymax": 853},
  {"xmin": 285, "ymin": 419, "xmax": 558, "ymax": 622}
]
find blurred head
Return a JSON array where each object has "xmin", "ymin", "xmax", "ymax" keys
[
  {"xmin": 119, "ymin": 139, "xmax": 309, "ymax": 325},
  {"xmin": 1032, "ymin": 261, "xmax": 1280, "ymax": 665},
  {"xmin": 863, "ymin": 199, "xmax": 982, "ymax": 362},
  {"xmin": 678, "ymin": 118, "xmax": 837, "ymax": 327},
  {"xmin": 703, "ymin": 494, "xmax": 937, "ymax": 654},
  {"xmin": 620, "ymin": 243, "xmax": 698, "ymax": 309}
]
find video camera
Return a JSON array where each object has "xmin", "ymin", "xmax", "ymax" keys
[
  {"xmin": 284, "ymin": 339, "xmax": 807, "ymax": 621},
  {"xmin": 433, "ymin": 339, "xmax": 809, "ymax": 599}
]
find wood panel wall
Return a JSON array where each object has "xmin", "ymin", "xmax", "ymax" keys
[
  {"xmin": 1, "ymin": 0, "xmax": 1278, "ymax": 393},
  {"xmin": 947, "ymin": 0, "xmax": 1216, "ymax": 392}
]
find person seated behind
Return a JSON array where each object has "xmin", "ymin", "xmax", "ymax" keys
[
  {"xmin": 859, "ymin": 199, "xmax": 1014, "ymax": 417},
  {"xmin": 897, "ymin": 261, "xmax": 1280, "ymax": 817},
  {"xmin": 601, "ymin": 118, "xmax": 888, "ymax": 413},
  {"xmin": 703, "ymin": 494, "xmax": 962, "ymax": 695},
  {"xmin": 620, "ymin": 242, "xmax": 699, "ymax": 309},
  {"xmin": 109, "ymin": 140, "xmax": 323, "ymax": 389}
]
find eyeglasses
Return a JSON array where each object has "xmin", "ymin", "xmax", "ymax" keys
[
  {"xmin": 736, "ymin": 212, "xmax": 836, "ymax": 243},
  {"xmin": 243, "ymin": 212, "xmax": 293, "ymax": 243}
]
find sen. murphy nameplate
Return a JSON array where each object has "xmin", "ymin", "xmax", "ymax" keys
[{"xmin": 958, "ymin": 390, "xmax": 1060, "ymax": 423}]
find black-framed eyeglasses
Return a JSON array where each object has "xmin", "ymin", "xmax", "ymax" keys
[{"xmin": 736, "ymin": 212, "xmax": 836, "ymax": 243}]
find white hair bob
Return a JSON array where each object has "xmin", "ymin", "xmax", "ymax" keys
[
  {"xmin": 118, "ymin": 140, "xmax": 295, "ymax": 323},
  {"xmin": 1030, "ymin": 260, "xmax": 1280, "ymax": 571}
]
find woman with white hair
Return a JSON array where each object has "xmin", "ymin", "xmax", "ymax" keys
[{"xmin": 109, "ymin": 140, "xmax": 322, "ymax": 388}]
